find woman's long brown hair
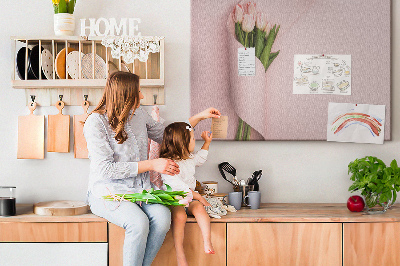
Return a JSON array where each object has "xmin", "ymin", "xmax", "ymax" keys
[
  {"xmin": 91, "ymin": 71, "xmax": 140, "ymax": 144},
  {"xmin": 159, "ymin": 122, "xmax": 192, "ymax": 160}
]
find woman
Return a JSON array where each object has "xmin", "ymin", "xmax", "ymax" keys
[{"xmin": 84, "ymin": 71, "xmax": 221, "ymax": 266}]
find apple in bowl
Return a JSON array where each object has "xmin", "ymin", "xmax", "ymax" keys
[{"xmin": 347, "ymin": 196, "xmax": 365, "ymax": 212}]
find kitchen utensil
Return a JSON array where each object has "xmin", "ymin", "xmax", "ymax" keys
[
  {"xmin": 67, "ymin": 51, "xmax": 84, "ymax": 79},
  {"xmin": 16, "ymin": 47, "xmax": 36, "ymax": 80},
  {"xmin": 248, "ymin": 170, "xmax": 262, "ymax": 191},
  {"xmin": 55, "ymin": 47, "xmax": 77, "ymax": 79},
  {"xmin": 34, "ymin": 201, "xmax": 88, "ymax": 216},
  {"xmin": 244, "ymin": 191, "xmax": 261, "ymax": 209},
  {"xmin": 227, "ymin": 192, "xmax": 242, "ymax": 210},
  {"xmin": 17, "ymin": 102, "xmax": 44, "ymax": 159},
  {"xmin": 218, "ymin": 162, "xmax": 238, "ymax": 185},
  {"xmin": 74, "ymin": 99, "xmax": 89, "ymax": 158},
  {"xmin": 0, "ymin": 186, "xmax": 16, "ymax": 216},
  {"xmin": 47, "ymin": 100, "xmax": 70, "ymax": 152},
  {"xmin": 29, "ymin": 45, "xmax": 46, "ymax": 79},
  {"xmin": 234, "ymin": 184, "xmax": 254, "ymax": 207},
  {"xmin": 41, "ymin": 49, "xmax": 54, "ymax": 79},
  {"xmin": 81, "ymin": 53, "xmax": 107, "ymax": 79}
]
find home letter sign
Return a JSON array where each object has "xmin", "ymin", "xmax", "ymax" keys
[{"xmin": 80, "ymin": 18, "xmax": 142, "ymax": 37}]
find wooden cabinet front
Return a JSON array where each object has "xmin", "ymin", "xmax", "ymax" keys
[
  {"xmin": 343, "ymin": 223, "xmax": 400, "ymax": 266},
  {"xmin": 227, "ymin": 223, "xmax": 342, "ymax": 266},
  {"xmin": 0, "ymin": 222, "xmax": 107, "ymax": 242},
  {"xmin": 109, "ymin": 222, "xmax": 227, "ymax": 266}
]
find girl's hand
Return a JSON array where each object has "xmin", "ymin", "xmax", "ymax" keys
[
  {"xmin": 201, "ymin": 131, "xmax": 213, "ymax": 143},
  {"xmin": 201, "ymin": 199, "xmax": 211, "ymax": 207},
  {"xmin": 152, "ymin": 158, "xmax": 180, "ymax": 175},
  {"xmin": 198, "ymin": 107, "xmax": 221, "ymax": 120}
]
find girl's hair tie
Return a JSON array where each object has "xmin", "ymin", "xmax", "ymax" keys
[{"xmin": 186, "ymin": 125, "xmax": 192, "ymax": 132}]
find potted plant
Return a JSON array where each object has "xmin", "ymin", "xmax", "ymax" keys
[
  {"xmin": 348, "ymin": 156, "xmax": 400, "ymax": 214},
  {"xmin": 52, "ymin": 0, "xmax": 77, "ymax": 36}
]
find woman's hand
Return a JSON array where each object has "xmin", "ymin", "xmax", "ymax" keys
[
  {"xmin": 201, "ymin": 131, "xmax": 213, "ymax": 143},
  {"xmin": 152, "ymin": 158, "xmax": 180, "ymax": 175},
  {"xmin": 189, "ymin": 107, "xmax": 221, "ymax": 127}
]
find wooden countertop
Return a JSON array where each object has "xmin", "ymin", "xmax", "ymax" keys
[{"xmin": 2, "ymin": 203, "xmax": 400, "ymax": 223}]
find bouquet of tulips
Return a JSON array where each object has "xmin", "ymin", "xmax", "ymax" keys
[
  {"xmin": 102, "ymin": 184, "xmax": 193, "ymax": 207},
  {"xmin": 233, "ymin": 2, "xmax": 280, "ymax": 72},
  {"xmin": 52, "ymin": 0, "xmax": 76, "ymax": 14}
]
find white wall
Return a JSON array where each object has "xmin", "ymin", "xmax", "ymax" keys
[{"xmin": 0, "ymin": 0, "xmax": 398, "ymax": 204}]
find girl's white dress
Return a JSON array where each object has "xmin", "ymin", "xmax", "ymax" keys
[{"xmin": 161, "ymin": 149, "xmax": 208, "ymax": 192}]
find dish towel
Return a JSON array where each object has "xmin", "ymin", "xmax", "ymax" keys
[{"xmin": 148, "ymin": 105, "xmax": 163, "ymax": 189}]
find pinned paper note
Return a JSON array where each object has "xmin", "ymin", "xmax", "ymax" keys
[
  {"xmin": 211, "ymin": 116, "xmax": 228, "ymax": 139},
  {"xmin": 327, "ymin": 102, "xmax": 385, "ymax": 144},
  {"xmin": 293, "ymin": 54, "xmax": 351, "ymax": 95},
  {"xmin": 238, "ymin": 48, "xmax": 255, "ymax": 76}
]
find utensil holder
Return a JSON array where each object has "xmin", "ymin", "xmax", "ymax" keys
[{"xmin": 234, "ymin": 185, "xmax": 254, "ymax": 207}]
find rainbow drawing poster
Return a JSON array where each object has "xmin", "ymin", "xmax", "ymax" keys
[{"xmin": 327, "ymin": 102, "xmax": 385, "ymax": 144}]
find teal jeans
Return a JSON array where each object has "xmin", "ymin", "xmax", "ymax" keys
[{"xmin": 88, "ymin": 192, "xmax": 171, "ymax": 266}]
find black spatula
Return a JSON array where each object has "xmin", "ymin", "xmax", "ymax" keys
[{"xmin": 218, "ymin": 162, "xmax": 238, "ymax": 185}]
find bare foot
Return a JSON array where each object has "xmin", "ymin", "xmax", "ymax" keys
[{"xmin": 204, "ymin": 242, "xmax": 215, "ymax": 254}]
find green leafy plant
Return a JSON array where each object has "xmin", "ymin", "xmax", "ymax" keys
[
  {"xmin": 52, "ymin": 0, "xmax": 76, "ymax": 14},
  {"xmin": 102, "ymin": 184, "xmax": 189, "ymax": 206},
  {"xmin": 348, "ymin": 156, "xmax": 400, "ymax": 208}
]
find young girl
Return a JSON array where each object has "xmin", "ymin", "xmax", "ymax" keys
[
  {"xmin": 160, "ymin": 122, "xmax": 215, "ymax": 266},
  {"xmin": 84, "ymin": 71, "xmax": 221, "ymax": 266}
]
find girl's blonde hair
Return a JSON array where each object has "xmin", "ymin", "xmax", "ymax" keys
[
  {"xmin": 91, "ymin": 71, "xmax": 140, "ymax": 144},
  {"xmin": 160, "ymin": 122, "xmax": 192, "ymax": 160}
]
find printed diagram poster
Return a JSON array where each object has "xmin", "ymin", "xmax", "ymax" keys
[
  {"xmin": 327, "ymin": 102, "xmax": 385, "ymax": 144},
  {"xmin": 293, "ymin": 55, "xmax": 351, "ymax": 95}
]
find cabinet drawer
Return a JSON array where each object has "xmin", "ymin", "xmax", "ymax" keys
[
  {"xmin": 0, "ymin": 243, "xmax": 108, "ymax": 266},
  {"xmin": 228, "ymin": 223, "xmax": 342, "ymax": 266},
  {"xmin": 0, "ymin": 222, "xmax": 107, "ymax": 242}
]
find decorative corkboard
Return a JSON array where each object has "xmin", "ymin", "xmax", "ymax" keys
[{"xmin": 190, "ymin": 0, "xmax": 391, "ymax": 140}]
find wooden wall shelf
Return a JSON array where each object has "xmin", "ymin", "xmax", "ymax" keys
[{"xmin": 11, "ymin": 36, "xmax": 165, "ymax": 106}]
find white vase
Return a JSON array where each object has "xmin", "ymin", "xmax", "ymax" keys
[{"xmin": 54, "ymin": 13, "xmax": 75, "ymax": 36}]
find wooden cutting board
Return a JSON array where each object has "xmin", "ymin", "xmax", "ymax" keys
[
  {"xmin": 33, "ymin": 201, "xmax": 88, "ymax": 216},
  {"xmin": 55, "ymin": 47, "xmax": 77, "ymax": 79},
  {"xmin": 47, "ymin": 100, "xmax": 70, "ymax": 153},
  {"xmin": 74, "ymin": 100, "xmax": 89, "ymax": 158},
  {"xmin": 17, "ymin": 102, "xmax": 45, "ymax": 159}
]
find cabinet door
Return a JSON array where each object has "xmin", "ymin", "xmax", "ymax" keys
[
  {"xmin": 0, "ymin": 243, "xmax": 108, "ymax": 266},
  {"xmin": 343, "ymin": 223, "xmax": 400, "ymax": 266},
  {"xmin": 227, "ymin": 223, "xmax": 342, "ymax": 266},
  {"xmin": 109, "ymin": 222, "xmax": 227, "ymax": 266},
  {"xmin": 0, "ymin": 222, "xmax": 107, "ymax": 242}
]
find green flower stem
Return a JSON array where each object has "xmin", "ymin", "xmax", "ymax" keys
[
  {"xmin": 265, "ymin": 50, "xmax": 280, "ymax": 71},
  {"xmin": 255, "ymin": 28, "xmax": 266, "ymax": 58},
  {"xmin": 244, "ymin": 32, "xmax": 249, "ymax": 48},
  {"xmin": 235, "ymin": 22, "xmax": 245, "ymax": 46},
  {"xmin": 260, "ymin": 25, "xmax": 280, "ymax": 72},
  {"xmin": 235, "ymin": 118, "xmax": 244, "ymax": 140}
]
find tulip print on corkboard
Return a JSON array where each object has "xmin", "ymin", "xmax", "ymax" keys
[{"xmin": 190, "ymin": 0, "xmax": 391, "ymax": 141}]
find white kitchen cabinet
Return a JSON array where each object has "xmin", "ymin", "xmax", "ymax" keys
[{"xmin": 0, "ymin": 243, "xmax": 107, "ymax": 266}]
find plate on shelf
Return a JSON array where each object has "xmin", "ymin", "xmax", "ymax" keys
[
  {"xmin": 81, "ymin": 53, "xmax": 107, "ymax": 79},
  {"xmin": 41, "ymin": 49, "xmax": 54, "ymax": 80},
  {"xmin": 55, "ymin": 47, "xmax": 77, "ymax": 79},
  {"xmin": 29, "ymin": 45, "xmax": 47, "ymax": 79},
  {"xmin": 67, "ymin": 51, "xmax": 84, "ymax": 79},
  {"xmin": 16, "ymin": 47, "xmax": 36, "ymax": 80}
]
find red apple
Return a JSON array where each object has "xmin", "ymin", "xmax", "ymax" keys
[{"xmin": 347, "ymin": 196, "xmax": 365, "ymax": 212}]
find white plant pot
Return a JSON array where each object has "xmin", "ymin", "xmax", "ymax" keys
[{"xmin": 54, "ymin": 13, "xmax": 75, "ymax": 36}]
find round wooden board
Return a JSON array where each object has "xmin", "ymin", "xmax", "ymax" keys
[{"xmin": 33, "ymin": 200, "xmax": 88, "ymax": 216}]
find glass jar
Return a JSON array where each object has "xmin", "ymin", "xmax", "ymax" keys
[{"xmin": 0, "ymin": 186, "xmax": 16, "ymax": 216}]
